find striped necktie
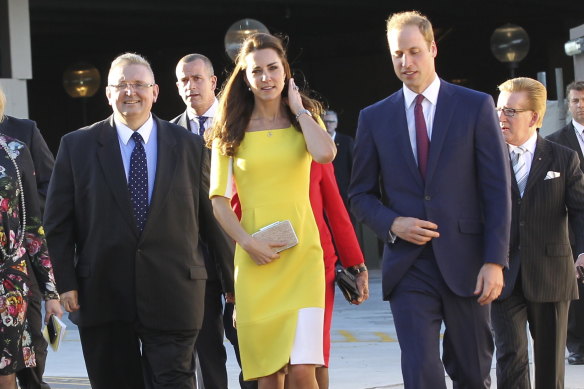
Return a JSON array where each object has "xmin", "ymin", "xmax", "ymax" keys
[{"xmin": 511, "ymin": 146, "xmax": 528, "ymax": 196}]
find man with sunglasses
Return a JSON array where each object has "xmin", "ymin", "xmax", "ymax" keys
[{"xmin": 492, "ymin": 77, "xmax": 584, "ymax": 389}]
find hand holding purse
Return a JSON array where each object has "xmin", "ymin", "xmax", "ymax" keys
[{"xmin": 335, "ymin": 265, "xmax": 361, "ymax": 303}]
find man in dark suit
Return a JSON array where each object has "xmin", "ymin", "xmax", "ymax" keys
[
  {"xmin": 0, "ymin": 86, "xmax": 55, "ymax": 389},
  {"xmin": 44, "ymin": 53, "xmax": 234, "ymax": 389},
  {"xmin": 349, "ymin": 11, "xmax": 511, "ymax": 388},
  {"xmin": 491, "ymin": 77, "xmax": 584, "ymax": 388},
  {"xmin": 322, "ymin": 110, "xmax": 353, "ymax": 208},
  {"xmin": 171, "ymin": 53, "xmax": 252, "ymax": 389},
  {"xmin": 547, "ymin": 80, "xmax": 584, "ymax": 366}
]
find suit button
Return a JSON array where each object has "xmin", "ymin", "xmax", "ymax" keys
[
  {"xmin": 519, "ymin": 221, "xmax": 525, "ymax": 227},
  {"xmin": 424, "ymin": 195, "xmax": 431, "ymax": 201},
  {"xmin": 517, "ymin": 199, "xmax": 522, "ymax": 205}
]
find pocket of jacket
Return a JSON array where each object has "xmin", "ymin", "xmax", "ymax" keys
[{"xmin": 189, "ymin": 266, "xmax": 208, "ymax": 280}]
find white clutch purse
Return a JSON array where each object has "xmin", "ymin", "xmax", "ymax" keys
[{"xmin": 251, "ymin": 220, "xmax": 299, "ymax": 253}]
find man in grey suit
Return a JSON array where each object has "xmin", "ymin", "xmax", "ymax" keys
[
  {"xmin": 547, "ymin": 80, "xmax": 584, "ymax": 365},
  {"xmin": 44, "ymin": 53, "xmax": 234, "ymax": 389},
  {"xmin": 491, "ymin": 77, "xmax": 584, "ymax": 389},
  {"xmin": 171, "ymin": 53, "xmax": 252, "ymax": 389}
]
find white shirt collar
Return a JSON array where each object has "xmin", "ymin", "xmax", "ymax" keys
[
  {"xmin": 187, "ymin": 98, "xmax": 218, "ymax": 121},
  {"xmin": 508, "ymin": 131, "xmax": 538, "ymax": 155},
  {"xmin": 403, "ymin": 75, "xmax": 440, "ymax": 108},
  {"xmin": 573, "ymin": 119, "xmax": 584, "ymax": 134},
  {"xmin": 115, "ymin": 114, "xmax": 154, "ymax": 145}
]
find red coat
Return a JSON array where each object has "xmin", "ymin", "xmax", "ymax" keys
[{"xmin": 309, "ymin": 161, "xmax": 363, "ymax": 270}]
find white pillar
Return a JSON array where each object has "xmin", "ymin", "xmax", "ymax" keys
[{"xmin": 0, "ymin": 0, "xmax": 31, "ymax": 118}]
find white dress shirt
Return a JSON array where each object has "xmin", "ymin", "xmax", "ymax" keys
[
  {"xmin": 573, "ymin": 119, "xmax": 584, "ymax": 154},
  {"xmin": 188, "ymin": 98, "xmax": 218, "ymax": 134},
  {"xmin": 508, "ymin": 131, "xmax": 538, "ymax": 177}
]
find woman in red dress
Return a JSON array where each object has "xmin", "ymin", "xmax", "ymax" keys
[{"xmin": 308, "ymin": 161, "xmax": 368, "ymax": 389}]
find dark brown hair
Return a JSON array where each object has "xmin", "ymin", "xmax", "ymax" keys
[{"xmin": 205, "ymin": 33, "xmax": 322, "ymax": 156}]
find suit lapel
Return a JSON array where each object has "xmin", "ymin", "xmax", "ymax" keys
[
  {"xmin": 426, "ymin": 81, "xmax": 455, "ymax": 186},
  {"xmin": 523, "ymin": 135, "xmax": 551, "ymax": 196},
  {"xmin": 562, "ymin": 124, "xmax": 584, "ymax": 170},
  {"xmin": 143, "ymin": 116, "xmax": 178, "ymax": 235},
  {"xmin": 178, "ymin": 111, "xmax": 192, "ymax": 132},
  {"xmin": 390, "ymin": 92, "xmax": 424, "ymax": 187},
  {"xmin": 97, "ymin": 116, "xmax": 139, "ymax": 236}
]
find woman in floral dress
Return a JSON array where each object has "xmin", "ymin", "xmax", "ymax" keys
[{"xmin": 0, "ymin": 95, "xmax": 61, "ymax": 388}]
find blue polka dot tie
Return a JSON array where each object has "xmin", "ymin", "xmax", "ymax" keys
[
  {"xmin": 197, "ymin": 116, "xmax": 208, "ymax": 136},
  {"xmin": 129, "ymin": 132, "xmax": 149, "ymax": 232}
]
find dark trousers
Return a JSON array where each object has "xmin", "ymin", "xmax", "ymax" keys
[
  {"xmin": 196, "ymin": 280, "xmax": 227, "ymax": 389},
  {"xmin": 196, "ymin": 280, "xmax": 256, "ymax": 389},
  {"xmin": 390, "ymin": 249, "xmax": 493, "ymax": 389},
  {"xmin": 567, "ymin": 281, "xmax": 584, "ymax": 354},
  {"xmin": 492, "ymin": 284, "xmax": 569, "ymax": 389},
  {"xmin": 79, "ymin": 321, "xmax": 197, "ymax": 389},
  {"xmin": 16, "ymin": 296, "xmax": 50, "ymax": 389}
]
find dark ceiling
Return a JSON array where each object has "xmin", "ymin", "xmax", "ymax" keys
[{"xmin": 24, "ymin": 0, "xmax": 584, "ymax": 152}]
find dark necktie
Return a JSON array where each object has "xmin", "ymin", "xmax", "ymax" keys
[
  {"xmin": 129, "ymin": 132, "xmax": 149, "ymax": 232},
  {"xmin": 415, "ymin": 94, "xmax": 430, "ymax": 180},
  {"xmin": 197, "ymin": 116, "xmax": 208, "ymax": 136}
]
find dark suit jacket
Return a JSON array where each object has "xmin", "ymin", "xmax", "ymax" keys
[
  {"xmin": 0, "ymin": 115, "xmax": 54, "ymax": 213},
  {"xmin": 44, "ymin": 115, "xmax": 234, "ymax": 330},
  {"xmin": 547, "ymin": 122, "xmax": 584, "ymax": 171},
  {"xmin": 547, "ymin": 122, "xmax": 584, "ymax": 250},
  {"xmin": 350, "ymin": 80, "xmax": 512, "ymax": 299},
  {"xmin": 499, "ymin": 136, "xmax": 583, "ymax": 302},
  {"xmin": 170, "ymin": 110, "xmax": 230, "ymax": 288},
  {"xmin": 332, "ymin": 132, "xmax": 354, "ymax": 205}
]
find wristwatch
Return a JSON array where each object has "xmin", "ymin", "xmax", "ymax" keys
[{"xmin": 348, "ymin": 264, "xmax": 367, "ymax": 275}]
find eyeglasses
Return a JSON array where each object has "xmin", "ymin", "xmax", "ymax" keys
[
  {"xmin": 108, "ymin": 82, "xmax": 155, "ymax": 91},
  {"xmin": 496, "ymin": 107, "xmax": 530, "ymax": 117}
]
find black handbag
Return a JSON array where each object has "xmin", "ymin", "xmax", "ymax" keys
[{"xmin": 335, "ymin": 265, "xmax": 360, "ymax": 303}]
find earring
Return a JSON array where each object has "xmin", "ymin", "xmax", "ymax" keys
[{"xmin": 248, "ymin": 87, "xmax": 251, "ymax": 91}]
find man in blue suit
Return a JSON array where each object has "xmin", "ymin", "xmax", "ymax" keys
[{"xmin": 349, "ymin": 11, "xmax": 511, "ymax": 388}]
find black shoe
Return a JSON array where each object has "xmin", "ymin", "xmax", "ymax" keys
[{"xmin": 568, "ymin": 352, "xmax": 584, "ymax": 365}]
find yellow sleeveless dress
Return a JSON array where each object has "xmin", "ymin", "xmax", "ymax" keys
[{"xmin": 210, "ymin": 126, "xmax": 325, "ymax": 380}]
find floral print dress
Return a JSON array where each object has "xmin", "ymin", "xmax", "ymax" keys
[{"xmin": 0, "ymin": 134, "xmax": 58, "ymax": 374}]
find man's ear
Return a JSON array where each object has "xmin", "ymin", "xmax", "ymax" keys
[
  {"xmin": 105, "ymin": 87, "xmax": 113, "ymax": 106},
  {"xmin": 152, "ymin": 84, "xmax": 160, "ymax": 103}
]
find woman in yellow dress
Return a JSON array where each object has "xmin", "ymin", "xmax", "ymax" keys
[{"xmin": 206, "ymin": 33, "xmax": 336, "ymax": 389}]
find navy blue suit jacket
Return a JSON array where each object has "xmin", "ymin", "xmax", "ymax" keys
[{"xmin": 349, "ymin": 80, "xmax": 512, "ymax": 300}]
